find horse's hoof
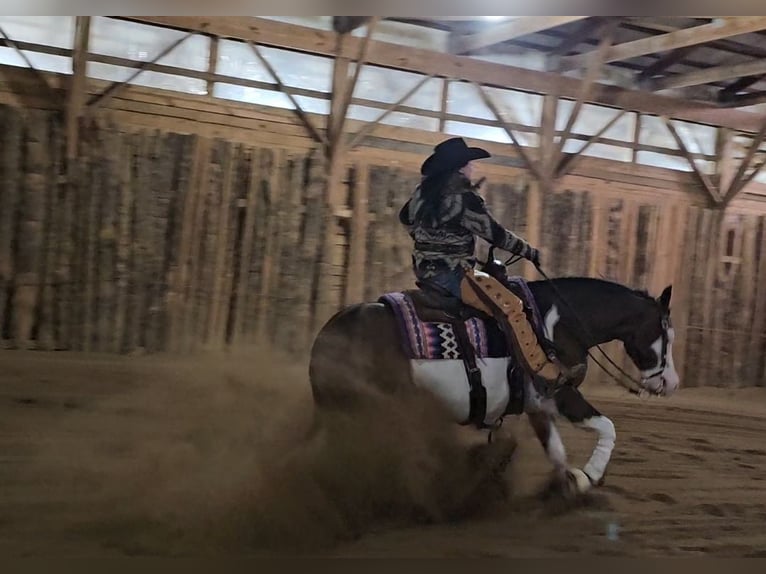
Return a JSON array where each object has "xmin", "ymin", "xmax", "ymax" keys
[{"xmin": 566, "ymin": 468, "xmax": 592, "ymax": 494}]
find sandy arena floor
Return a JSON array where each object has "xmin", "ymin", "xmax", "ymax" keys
[{"xmin": 1, "ymin": 349, "xmax": 765, "ymax": 557}]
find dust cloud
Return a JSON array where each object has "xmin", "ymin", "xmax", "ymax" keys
[{"xmin": 25, "ymin": 345, "xmax": 517, "ymax": 556}]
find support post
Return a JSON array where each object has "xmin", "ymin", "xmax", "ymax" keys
[{"xmin": 67, "ymin": 16, "xmax": 91, "ymax": 160}]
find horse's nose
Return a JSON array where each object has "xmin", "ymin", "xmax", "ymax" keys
[{"xmin": 662, "ymin": 376, "xmax": 679, "ymax": 397}]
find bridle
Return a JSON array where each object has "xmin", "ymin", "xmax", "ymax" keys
[
  {"xmin": 638, "ymin": 316, "xmax": 670, "ymax": 384},
  {"xmin": 486, "ymin": 248, "xmax": 669, "ymax": 397}
]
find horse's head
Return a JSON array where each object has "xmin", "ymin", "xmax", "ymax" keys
[{"xmin": 622, "ymin": 285, "xmax": 680, "ymax": 397}]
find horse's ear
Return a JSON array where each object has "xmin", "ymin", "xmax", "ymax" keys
[{"xmin": 658, "ymin": 285, "xmax": 672, "ymax": 309}]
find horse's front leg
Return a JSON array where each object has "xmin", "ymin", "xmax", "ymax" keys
[
  {"xmin": 526, "ymin": 410, "xmax": 568, "ymax": 477},
  {"xmin": 554, "ymin": 386, "xmax": 616, "ymax": 490}
]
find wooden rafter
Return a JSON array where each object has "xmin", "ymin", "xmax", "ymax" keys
[
  {"xmin": 715, "ymin": 128, "xmax": 736, "ymax": 192},
  {"xmin": 247, "ymin": 41, "xmax": 328, "ymax": 147},
  {"xmin": 623, "ymin": 18, "xmax": 766, "ymax": 60},
  {"xmin": 550, "ymin": 24, "xmax": 615, "ymax": 175},
  {"xmin": 556, "ymin": 110, "xmax": 628, "ymax": 177},
  {"xmin": 649, "ymin": 57, "xmax": 766, "ymax": 92},
  {"xmin": 539, "ymin": 93, "xmax": 558, "ymax": 182},
  {"xmin": 724, "ymin": 156, "xmax": 766, "ymax": 205},
  {"xmin": 332, "ymin": 16, "xmax": 379, "ymax": 153},
  {"xmin": 472, "ymin": 81, "xmax": 544, "ymax": 182},
  {"xmin": 438, "ymin": 78, "xmax": 450, "ymax": 131},
  {"xmin": 66, "ymin": 16, "xmax": 90, "ymax": 160},
  {"xmin": 347, "ymin": 75, "xmax": 434, "ymax": 149},
  {"xmin": 661, "ymin": 116, "xmax": 722, "ymax": 204},
  {"xmin": 548, "ymin": 17, "xmax": 611, "ymax": 57},
  {"xmin": 718, "ymin": 90, "xmax": 766, "ymax": 109},
  {"xmin": 329, "ymin": 47, "xmax": 350, "ymax": 148},
  {"xmin": 637, "ymin": 46, "xmax": 697, "ymax": 82},
  {"xmin": 206, "ymin": 36, "xmax": 219, "ymax": 95},
  {"xmin": 86, "ymin": 30, "xmax": 196, "ymax": 111},
  {"xmin": 558, "ymin": 17, "xmax": 766, "ymax": 72},
  {"xmin": 723, "ymin": 120, "xmax": 766, "ymax": 203},
  {"xmin": 332, "ymin": 17, "xmax": 373, "ymax": 34},
  {"xmin": 449, "ymin": 16, "xmax": 588, "ymax": 54},
  {"xmin": 0, "ymin": 25, "xmax": 57, "ymax": 98},
  {"xmin": 121, "ymin": 16, "xmax": 766, "ymax": 133},
  {"xmin": 719, "ymin": 74, "xmax": 765, "ymax": 99}
]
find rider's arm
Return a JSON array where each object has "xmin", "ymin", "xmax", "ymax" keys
[{"xmin": 459, "ymin": 191, "xmax": 536, "ymax": 259}]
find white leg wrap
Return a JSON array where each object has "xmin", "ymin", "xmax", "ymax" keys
[{"xmin": 578, "ymin": 416, "xmax": 616, "ymax": 484}]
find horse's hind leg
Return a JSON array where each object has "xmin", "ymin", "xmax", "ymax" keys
[{"xmin": 554, "ymin": 386, "xmax": 616, "ymax": 489}]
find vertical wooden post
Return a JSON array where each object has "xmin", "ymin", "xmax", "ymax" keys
[
  {"xmin": 526, "ymin": 93, "xmax": 556, "ymax": 278},
  {"xmin": 255, "ymin": 149, "xmax": 285, "ymax": 345},
  {"xmin": 668, "ymin": 204, "xmax": 694, "ymax": 384},
  {"xmin": 540, "ymin": 93, "xmax": 558, "ymax": 178},
  {"xmin": 206, "ymin": 35, "xmax": 219, "ymax": 96},
  {"xmin": 207, "ymin": 142, "xmax": 235, "ymax": 348},
  {"xmin": 632, "ymin": 113, "xmax": 641, "ymax": 164},
  {"xmin": 588, "ymin": 195, "xmax": 606, "ymax": 277},
  {"xmin": 439, "ymin": 79, "xmax": 450, "ymax": 132},
  {"xmin": 621, "ymin": 201, "xmax": 639, "ymax": 284},
  {"xmin": 715, "ymin": 127, "xmax": 735, "ymax": 193},
  {"xmin": 67, "ymin": 16, "xmax": 90, "ymax": 161},
  {"xmin": 747, "ymin": 216, "xmax": 766, "ymax": 384},
  {"xmin": 230, "ymin": 148, "xmax": 260, "ymax": 345},
  {"xmin": 345, "ymin": 160, "xmax": 369, "ymax": 304},
  {"xmin": 523, "ymin": 180, "xmax": 542, "ymax": 280}
]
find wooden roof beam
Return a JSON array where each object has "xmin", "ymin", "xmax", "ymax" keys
[
  {"xmin": 661, "ymin": 116, "xmax": 722, "ymax": 204},
  {"xmin": 719, "ymin": 74, "xmax": 766, "ymax": 99},
  {"xmin": 472, "ymin": 81, "xmax": 545, "ymax": 182},
  {"xmin": 636, "ymin": 46, "xmax": 697, "ymax": 83},
  {"xmin": 723, "ymin": 119, "xmax": 766, "ymax": 203},
  {"xmin": 550, "ymin": 23, "xmax": 617, "ymax": 176},
  {"xmin": 558, "ymin": 17, "xmax": 766, "ymax": 73},
  {"xmin": 86, "ymin": 29, "xmax": 195, "ymax": 111},
  {"xmin": 648, "ymin": 57, "xmax": 766, "ymax": 92},
  {"xmin": 247, "ymin": 40, "xmax": 328, "ymax": 147},
  {"xmin": 547, "ymin": 17, "xmax": 612, "ymax": 57},
  {"xmin": 118, "ymin": 16, "xmax": 766, "ymax": 133},
  {"xmin": 719, "ymin": 90, "xmax": 766, "ymax": 108},
  {"xmin": 66, "ymin": 16, "xmax": 90, "ymax": 160},
  {"xmin": 0, "ymin": 25, "xmax": 58, "ymax": 101},
  {"xmin": 332, "ymin": 17, "xmax": 372, "ymax": 34},
  {"xmin": 449, "ymin": 16, "xmax": 588, "ymax": 54}
]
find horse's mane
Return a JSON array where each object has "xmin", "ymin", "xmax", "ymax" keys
[{"xmin": 528, "ymin": 276, "xmax": 656, "ymax": 302}]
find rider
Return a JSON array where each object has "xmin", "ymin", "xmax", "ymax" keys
[{"xmin": 399, "ymin": 136, "xmax": 586, "ymax": 392}]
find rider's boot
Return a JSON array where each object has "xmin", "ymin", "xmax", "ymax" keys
[{"xmin": 461, "ymin": 271, "xmax": 587, "ymax": 397}]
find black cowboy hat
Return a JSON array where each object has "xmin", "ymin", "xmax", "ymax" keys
[{"xmin": 420, "ymin": 137, "xmax": 491, "ymax": 176}]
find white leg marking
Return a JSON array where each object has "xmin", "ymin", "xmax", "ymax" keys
[
  {"xmin": 577, "ymin": 415, "xmax": 616, "ymax": 484},
  {"xmin": 547, "ymin": 421, "xmax": 567, "ymax": 470},
  {"xmin": 543, "ymin": 304, "xmax": 560, "ymax": 341}
]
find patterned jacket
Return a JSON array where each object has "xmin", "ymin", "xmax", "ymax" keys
[{"xmin": 398, "ymin": 172, "xmax": 535, "ymax": 279}]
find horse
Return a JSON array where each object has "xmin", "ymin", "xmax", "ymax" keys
[{"xmin": 308, "ymin": 254, "xmax": 680, "ymax": 496}]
